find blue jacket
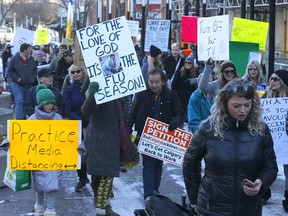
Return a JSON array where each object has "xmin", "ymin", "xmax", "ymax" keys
[
  {"xmin": 187, "ymin": 88, "xmax": 213, "ymax": 134},
  {"xmin": 64, "ymin": 81, "xmax": 86, "ymax": 122}
]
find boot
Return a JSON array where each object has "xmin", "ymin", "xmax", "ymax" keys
[
  {"xmin": 105, "ymin": 205, "xmax": 120, "ymax": 216},
  {"xmin": 282, "ymin": 190, "xmax": 288, "ymax": 212}
]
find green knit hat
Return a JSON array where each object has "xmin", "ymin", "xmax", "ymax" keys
[{"xmin": 36, "ymin": 84, "xmax": 56, "ymax": 108}]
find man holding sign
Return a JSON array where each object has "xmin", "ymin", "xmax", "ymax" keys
[{"xmin": 127, "ymin": 68, "xmax": 184, "ymax": 200}]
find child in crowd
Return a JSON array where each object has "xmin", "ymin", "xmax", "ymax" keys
[{"xmin": 30, "ymin": 84, "xmax": 62, "ymax": 216}]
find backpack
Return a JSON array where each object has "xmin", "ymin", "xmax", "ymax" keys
[{"xmin": 144, "ymin": 194, "xmax": 190, "ymax": 216}]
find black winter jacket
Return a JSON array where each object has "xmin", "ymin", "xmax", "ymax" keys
[
  {"xmin": 127, "ymin": 87, "xmax": 184, "ymax": 137},
  {"xmin": 183, "ymin": 118, "xmax": 278, "ymax": 216}
]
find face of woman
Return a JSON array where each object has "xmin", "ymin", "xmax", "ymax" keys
[
  {"xmin": 227, "ymin": 95, "xmax": 252, "ymax": 121},
  {"xmin": 71, "ymin": 69, "xmax": 84, "ymax": 81},
  {"xmin": 184, "ymin": 61, "xmax": 193, "ymax": 69},
  {"xmin": 223, "ymin": 67, "xmax": 235, "ymax": 81},
  {"xmin": 248, "ymin": 63, "xmax": 259, "ymax": 79},
  {"xmin": 269, "ymin": 74, "xmax": 281, "ymax": 91}
]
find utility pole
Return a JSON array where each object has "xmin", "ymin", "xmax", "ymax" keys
[
  {"xmin": 249, "ymin": 0, "xmax": 255, "ymax": 20},
  {"xmin": 141, "ymin": 0, "xmax": 146, "ymax": 58},
  {"xmin": 269, "ymin": 0, "xmax": 276, "ymax": 77}
]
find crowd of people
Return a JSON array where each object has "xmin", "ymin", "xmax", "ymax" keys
[{"xmin": 0, "ymin": 40, "xmax": 287, "ymax": 216}]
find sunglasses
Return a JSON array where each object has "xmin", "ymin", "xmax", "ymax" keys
[
  {"xmin": 223, "ymin": 69, "xmax": 235, "ymax": 75},
  {"xmin": 71, "ymin": 70, "xmax": 81, "ymax": 75},
  {"xmin": 228, "ymin": 82, "xmax": 255, "ymax": 95},
  {"xmin": 248, "ymin": 67, "xmax": 258, "ymax": 71},
  {"xmin": 185, "ymin": 62, "xmax": 192, "ymax": 64},
  {"xmin": 270, "ymin": 77, "xmax": 280, "ymax": 82}
]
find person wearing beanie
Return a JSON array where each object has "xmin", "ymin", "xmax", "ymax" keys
[
  {"xmin": 172, "ymin": 55, "xmax": 199, "ymax": 122},
  {"xmin": 199, "ymin": 58, "xmax": 239, "ymax": 98},
  {"xmin": 141, "ymin": 45, "xmax": 163, "ymax": 82},
  {"xmin": 28, "ymin": 84, "xmax": 62, "ymax": 216},
  {"xmin": 162, "ymin": 43, "xmax": 185, "ymax": 89},
  {"xmin": 261, "ymin": 69, "xmax": 288, "ymax": 208},
  {"xmin": 35, "ymin": 50, "xmax": 48, "ymax": 66}
]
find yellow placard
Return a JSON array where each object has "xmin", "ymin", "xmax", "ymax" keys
[
  {"xmin": 231, "ymin": 18, "xmax": 269, "ymax": 51},
  {"xmin": 8, "ymin": 120, "xmax": 81, "ymax": 170},
  {"xmin": 36, "ymin": 28, "xmax": 49, "ymax": 45}
]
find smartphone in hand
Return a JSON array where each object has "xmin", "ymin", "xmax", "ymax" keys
[{"xmin": 241, "ymin": 178, "xmax": 255, "ymax": 188}]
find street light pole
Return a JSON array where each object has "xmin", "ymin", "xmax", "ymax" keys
[
  {"xmin": 141, "ymin": 0, "xmax": 146, "ymax": 58},
  {"xmin": 269, "ymin": 0, "xmax": 276, "ymax": 77}
]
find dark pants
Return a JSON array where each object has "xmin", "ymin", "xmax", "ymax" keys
[
  {"xmin": 142, "ymin": 154, "xmax": 163, "ymax": 199},
  {"xmin": 77, "ymin": 162, "xmax": 88, "ymax": 183}
]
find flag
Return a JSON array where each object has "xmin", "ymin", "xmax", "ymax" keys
[{"xmin": 66, "ymin": 0, "xmax": 73, "ymax": 40}]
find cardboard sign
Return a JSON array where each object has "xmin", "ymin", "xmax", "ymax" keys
[
  {"xmin": 197, "ymin": 15, "xmax": 230, "ymax": 61},
  {"xmin": 76, "ymin": 16, "xmax": 146, "ymax": 104},
  {"xmin": 8, "ymin": 120, "xmax": 81, "ymax": 170},
  {"xmin": 138, "ymin": 118, "xmax": 192, "ymax": 167},
  {"xmin": 231, "ymin": 17, "xmax": 269, "ymax": 51},
  {"xmin": 74, "ymin": 35, "xmax": 85, "ymax": 67},
  {"xmin": 181, "ymin": 16, "xmax": 198, "ymax": 44},
  {"xmin": 127, "ymin": 20, "xmax": 139, "ymax": 37},
  {"xmin": 36, "ymin": 28, "xmax": 49, "ymax": 45},
  {"xmin": 144, "ymin": 20, "xmax": 171, "ymax": 52},
  {"xmin": 261, "ymin": 98, "xmax": 288, "ymax": 164},
  {"xmin": 11, "ymin": 27, "xmax": 35, "ymax": 55}
]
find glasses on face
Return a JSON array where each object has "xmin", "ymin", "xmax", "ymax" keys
[
  {"xmin": 228, "ymin": 82, "xmax": 255, "ymax": 95},
  {"xmin": 71, "ymin": 70, "xmax": 81, "ymax": 75},
  {"xmin": 223, "ymin": 70, "xmax": 235, "ymax": 75},
  {"xmin": 270, "ymin": 77, "xmax": 280, "ymax": 82},
  {"xmin": 248, "ymin": 67, "xmax": 258, "ymax": 71},
  {"xmin": 185, "ymin": 62, "xmax": 192, "ymax": 65}
]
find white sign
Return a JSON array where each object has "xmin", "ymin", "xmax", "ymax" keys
[
  {"xmin": 138, "ymin": 118, "xmax": 192, "ymax": 167},
  {"xmin": 76, "ymin": 16, "xmax": 146, "ymax": 104},
  {"xmin": 249, "ymin": 52, "xmax": 262, "ymax": 64},
  {"xmin": 11, "ymin": 27, "xmax": 35, "ymax": 55},
  {"xmin": 127, "ymin": 20, "xmax": 139, "ymax": 37},
  {"xmin": 261, "ymin": 97, "xmax": 288, "ymax": 164},
  {"xmin": 197, "ymin": 15, "xmax": 230, "ymax": 61},
  {"xmin": 144, "ymin": 20, "xmax": 170, "ymax": 52}
]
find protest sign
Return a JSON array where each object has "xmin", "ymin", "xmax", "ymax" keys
[
  {"xmin": 11, "ymin": 27, "xmax": 35, "ymax": 55},
  {"xmin": 181, "ymin": 16, "xmax": 198, "ymax": 44},
  {"xmin": 8, "ymin": 120, "xmax": 81, "ymax": 170},
  {"xmin": 144, "ymin": 20, "xmax": 171, "ymax": 52},
  {"xmin": 74, "ymin": 35, "xmax": 85, "ymax": 67},
  {"xmin": 127, "ymin": 20, "xmax": 139, "ymax": 37},
  {"xmin": 36, "ymin": 28, "xmax": 49, "ymax": 45},
  {"xmin": 261, "ymin": 97, "xmax": 288, "ymax": 164},
  {"xmin": 197, "ymin": 15, "xmax": 230, "ymax": 61},
  {"xmin": 76, "ymin": 16, "xmax": 146, "ymax": 104},
  {"xmin": 231, "ymin": 17, "xmax": 269, "ymax": 51},
  {"xmin": 138, "ymin": 118, "xmax": 192, "ymax": 167}
]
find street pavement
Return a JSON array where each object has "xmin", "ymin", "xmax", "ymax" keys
[{"xmin": 0, "ymin": 161, "xmax": 287, "ymax": 216}]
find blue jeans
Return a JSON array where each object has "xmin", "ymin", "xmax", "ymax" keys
[
  {"xmin": 10, "ymin": 82, "xmax": 31, "ymax": 119},
  {"xmin": 142, "ymin": 154, "xmax": 163, "ymax": 199}
]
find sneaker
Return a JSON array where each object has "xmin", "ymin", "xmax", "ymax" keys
[
  {"xmin": 75, "ymin": 181, "xmax": 86, "ymax": 192},
  {"xmin": 43, "ymin": 210, "xmax": 57, "ymax": 216},
  {"xmin": 34, "ymin": 204, "xmax": 45, "ymax": 216},
  {"xmin": 120, "ymin": 166, "xmax": 127, "ymax": 172},
  {"xmin": 105, "ymin": 205, "xmax": 120, "ymax": 216}
]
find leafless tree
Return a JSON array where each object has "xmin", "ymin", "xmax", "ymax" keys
[{"xmin": 0, "ymin": 0, "xmax": 17, "ymax": 26}]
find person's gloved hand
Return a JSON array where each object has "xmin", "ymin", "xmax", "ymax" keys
[
  {"xmin": 187, "ymin": 78, "xmax": 197, "ymax": 86},
  {"xmin": 168, "ymin": 120, "xmax": 178, "ymax": 131},
  {"xmin": 205, "ymin": 57, "xmax": 214, "ymax": 66},
  {"xmin": 88, "ymin": 82, "xmax": 99, "ymax": 95}
]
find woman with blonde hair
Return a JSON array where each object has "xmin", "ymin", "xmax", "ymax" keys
[
  {"xmin": 199, "ymin": 59, "xmax": 239, "ymax": 97},
  {"xmin": 243, "ymin": 60, "xmax": 267, "ymax": 91}
]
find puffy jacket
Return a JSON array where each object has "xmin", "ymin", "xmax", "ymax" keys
[{"xmin": 183, "ymin": 118, "xmax": 278, "ymax": 216}]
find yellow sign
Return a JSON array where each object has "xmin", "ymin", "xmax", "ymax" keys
[
  {"xmin": 231, "ymin": 18, "xmax": 269, "ymax": 51},
  {"xmin": 36, "ymin": 28, "xmax": 49, "ymax": 45},
  {"xmin": 8, "ymin": 120, "xmax": 81, "ymax": 170}
]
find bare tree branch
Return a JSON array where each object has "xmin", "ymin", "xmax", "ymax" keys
[{"xmin": 0, "ymin": 0, "xmax": 17, "ymax": 26}]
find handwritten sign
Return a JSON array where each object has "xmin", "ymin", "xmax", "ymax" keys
[
  {"xmin": 127, "ymin": 20, "xmax": 139, "ymax": 37},
  {"xmin": 181, "ymin": 16, "xmax": 198, "ymax": 44},
  {"xmin": 76, "ymin": 16, "xmax": 146, "ymax": 104},
  {"xmin": 8, "ymin": 120, "xmax": 81, "ymax": 170},
  {"xmin": 197, "ymin": 15, "xmax": 230, "ymax": 61},
  {"xmin": 11, "ymin": 27, "xmax": 35, "ymax": 55},
  {"xmin": 231, "ymin": 18, "xmax": 269, "ymax": 51},
  {"xmin": 261, "ymin": 98, "xmax": 288, "ymax": 164},
  {"xmin": 36, "ymin": 28, "xmax": 49, "ymax": 45},
  {"xmin": 138, "ymin": 118, "xmax": 192, "ymax": 167},
  {"xmin": 144, "ymin": 20, "xmax": 171, "ymax": 52}
]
